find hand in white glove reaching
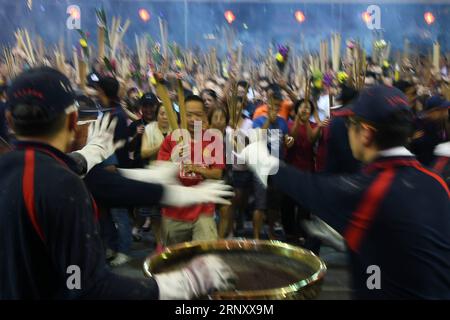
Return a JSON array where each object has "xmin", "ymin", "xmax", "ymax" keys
[
  {"xmin": 234, "ymin": 140, "xmax": 280, "ymax": 187},
  {"xmin": 74, "ymin": 113, "xmax": 125, "ymax": 173},
  {"xmin": 154, "ymin": 254, "xmax": 237, "ymax": 300},
  {"xmin": 118, "ymin": 161, "xmax": 179, "ymax": 185},
  {"xmin": 161, "ymin": 180, "xmax": 234, "ymax": 207},
  {"xmin": 119, "ymin": 162, "xmax": 234, "ymax": 207}
]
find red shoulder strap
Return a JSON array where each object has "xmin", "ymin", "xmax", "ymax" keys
[
  {"xmin": 23, "ymin": 149, "xmax": 46, "ymax": 242},
  {"xmin": 344, "ymin": 168, "xmax": 396, "ymax": 253}
]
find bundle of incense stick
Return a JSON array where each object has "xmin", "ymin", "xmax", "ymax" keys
[
  {"xmin": 381, "ymin": 43, "xmax": 391, "ymax": 65},
  {"xmin": 155, "ymin": 81, "xmax": 179, "ymax": 131},
  {"xmin": 185, "ymin": 50, "xmax": 194, "ymax": 72},
  {"xmin": 224, "ymin": 26, "xmax": 235, "ymax": 58},
  {"xmin": 304, "ymin": 72, "xmax": 312, "ymax": 108},
  {"xmin": 433, "ymin": 41, "xmax": 440, "ymax": 73},
  {"xmin": 211, "ymin": 47, "xmax": 218, "ymax": 76},
  {"xmin": 237, "ymin": 42, "xmax": 243, "ymax": 76},
  {"xmin": 98, "ymin": 27, "xmax": 105, "ymax": 60},
  {"xmin": 119, "ymin": 55, "xmax": 131, "ymax": 80},
  {"xmin": 73, "ymin": 48, "xmax": 80, "ymax": 85},
  {"xmin": 14, "ymin": 29, "xmax": 35, "ymax": 66},
  {"xmin": 177, "ymin": 79, "xmax": 187, "ymax": 130},
  {"xmin": 331, "ymin": 33, "xmax": 341, "ymax": 72},
  {"xmin": 58, "ymin": 37, "xmax": 65, "ymax": 70},
  {"xmin": 79, "ymin": 59, "xmax": 87, "ymax": 91},
  {"xmin": 3, "ymin": 47, "xmax": 18, "ymax": 79},
  {"xmin": 352, "ymin": 44, "xmax": 367, "ymax": 90},
  {"xmin": 233, "ymin": 82, "xmax": 249, "ymax": 130},
  {"xmin": 227, "ymin": 82, "xmax": 239, "ymax": 129},
  {"xmin": 36, "ymin": 36, "xmax": 45, "ymax": 62},
  {"xmin": 309, "ymin": 54, "xmax": 320, "ymax": 74},
  {"xmin": 54, "ymin": 48, "xmax": 65, "ymax": 75},
  {"xmin": 159, "ymin": 17, "xmax": 169, "ymax": 72},
  {"xmin": 345, "ymin": 40, "xmax": 353, "ymax": 64},
  {"xmin": 320, "ymin": 40, "xmax": 328, "ymax": 73},
  {"xmin": 96, "ymin": 8, "xmax": 110, "ymax": 61},
  {"xmin": 135, "ymin": 35, "xmax": 148, "ymax": 73},
  {"xmin": 403, "ymin": 38, "xmax": 410, "ymax": 64},
  {"xmin": 110, "ymin": 17, "xmax": 131, "ymax": 61}
]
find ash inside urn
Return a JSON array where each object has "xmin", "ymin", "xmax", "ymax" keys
[{"xmin": 154, "ymin": 251, "xmax": 313, "ymax": 291}]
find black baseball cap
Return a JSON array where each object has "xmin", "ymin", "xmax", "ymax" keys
[
  {"xmin": 423, "ymin": 96, "xmax": 450, "ymax": 112},
  {"xmin": 7, "ymin": 67, "xmax": 76, "ymax": 115},
  {"xmin": 340, "ymin": 85, "xmax": 412, "ymax": 125},
  {"xmin": 139, "ymin": 92, "xmax": 160, "ymax": 108}
]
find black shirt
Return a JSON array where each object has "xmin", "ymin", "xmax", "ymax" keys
[{"xmin": 128, "ymin": 118, "xmax": 149, "ymax": 168}]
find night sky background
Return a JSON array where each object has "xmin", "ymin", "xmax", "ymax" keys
[{"xmin": 0, "ymin": 0, "xmax": 449, "ymax": 57}]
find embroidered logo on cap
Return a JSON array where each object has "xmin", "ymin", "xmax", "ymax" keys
[{"xmin": 13, "ymin": 88, "xmax": 44, "ymax": 100}]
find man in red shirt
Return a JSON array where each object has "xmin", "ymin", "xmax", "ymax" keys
[{"xmin": 158, "ymin": 95, "xmax": 225, "ymax": 245}]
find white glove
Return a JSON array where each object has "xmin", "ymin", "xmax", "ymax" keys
[
  {"xmin": 154, "ymin": 254, "xmax": 237, "ymax": 300},
  {"xmin": 73, "ymin": 113, "xmax": 125, "ymax": 173},
  {"xmin": 234, "ymin": 140, "xmax": 280, "ymax": 187},
  {"xmin": 301, "ymin": 215, "xmax": 346, "ymax": 252},
  {"xmin": 117, "ymin": 161, "xmax": 179, "ymax": 185},
  {"xmin": 161, "ymin": 180, "xmax": 234, "ymax": 207}
]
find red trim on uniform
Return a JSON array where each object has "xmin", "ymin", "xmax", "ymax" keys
[
  {"xmin": 433, "ymin": 157, "xmax": 449, "ymax": 175},
  {"xmin": 344, "ymin": 168, "xmax": 396, "ymax": 253},
  {"xmin": 23, "ymin": 149, "xmax": 45, "ymax": 242},
  {"xmin": 413, "ymin": 163, "xmax": 450, "ymax": 198},
  {"xmin": 333, "ymin": 109, "xmax": 355, "ymax": 117},
  {"xmin": 91, "ymin": 197, "xmax": 100, "ymax": 222}
]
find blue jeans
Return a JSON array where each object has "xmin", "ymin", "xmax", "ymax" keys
[{"xmin": 110, "ymin": 208, "xmax": 132, "ymax": 255}]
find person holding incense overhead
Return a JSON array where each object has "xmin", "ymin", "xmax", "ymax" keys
[
  {"xmin": 281, "ymin": 98, "xmax": 320, "ymax": 248},
  {"xmin": 157, "ymin": 95, "xmax": 225, "ymax": 246}
]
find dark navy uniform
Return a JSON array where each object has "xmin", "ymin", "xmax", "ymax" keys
[
  {"xmin": 268, "ymin": 86, "xmax": 450, "ymax": 299},
  {"xmin": 272, "ymin": 153, "xmax": 450, "ymax": 299},
  {"xmin": 0, "ymin": 141, "xmax": 160, "ymax": 299}
]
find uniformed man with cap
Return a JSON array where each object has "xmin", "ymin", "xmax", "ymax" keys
[
  {"xmin": 238, "ymin": 85, "xmax": 450, "ymax": 299},
  {"xmin": 0, "ymin": 67, "xmax": 236, "ymax": 299}
]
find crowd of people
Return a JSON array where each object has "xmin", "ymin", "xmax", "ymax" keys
[{"xmin": 0, "ymin": 31, "xmax": 449, "ymax": 299}]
